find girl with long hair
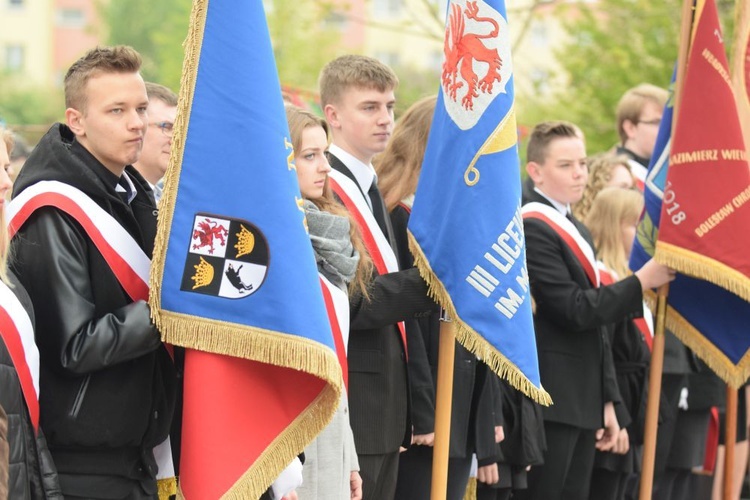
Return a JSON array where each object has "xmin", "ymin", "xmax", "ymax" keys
[
  {"xmin": 285, "ymin": 105, "xmax": 370, "ymax": 499},
  {"xmin": 585, "ymin": 187, "xmax": 651, "ymax": 500},
  {"xmin": 573, "ymin": 153, "xmax": 634, "ymax": 221}
]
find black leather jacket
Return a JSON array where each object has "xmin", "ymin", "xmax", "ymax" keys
[
  {"xmin": 10, "ymin": 124, "xmax": 176, "ymax": 490},
  {"xmin": 0, "ymin": 272, "xmax": 62, "ymax": 498}
]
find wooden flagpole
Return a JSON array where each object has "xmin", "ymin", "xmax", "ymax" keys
[
  {"xmin": 723, "ymin": 1, "xmax": 750, "ymax": 495},
  {"xmin": 431, "ymin": 313, "xmax": 456, "ymax": 500},
  {"xmin": 638, "ymin": 1, "xmax": 696, "ymax": 499},
  {"xmin": 639, "ymin": 284, "xmax": 669, "ymax": 500},
  {"xmin": 723, "ymin": 387, "xmax": 738, "ymax": 500},
  {"xmin": 722, "ymin": 0, "xmax": 750, "ymax": 500}
]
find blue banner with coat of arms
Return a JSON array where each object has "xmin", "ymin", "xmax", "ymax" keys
[
  {"xmin": 148, "ymin": 0, "xmax": 342, "ymax": 496},
  {"xmin": 408, "ymin": 0, "xmax": 549, "ymax": 404}
]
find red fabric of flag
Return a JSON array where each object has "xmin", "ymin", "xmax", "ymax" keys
[{"xmin": 656, "ymin": 0, "xmax": 750, "ymax": 302}]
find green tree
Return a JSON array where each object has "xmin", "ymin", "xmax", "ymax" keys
[
  {"xmin": 519, "ymin": 0, "xmax": 736, "ymax": 156},
  {"xmin": 100, "ymin": 0, "xmax": 342, "ymax": 97},
  {"xmin": 99, "ymin": 0, "xmax": 191, "ymax": 91},
  {"xmin": 0, "ymin": 74, "xmax": 64, "ymax": 128},
  {"xmin": 266, "ymin": 1, "xmax": 342, "ymax": 92}
]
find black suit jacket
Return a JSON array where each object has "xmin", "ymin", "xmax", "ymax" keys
[
  {"xmin": 328, "ymin": 154, "xmax": 436, "ymax": 455},
  {"xmin": 389, "ymin": 203, "xmax": 482, "ymax": 458},
  {"xmin": 523, "ymin": 190, "xmax": 642, "ymax": 430}
]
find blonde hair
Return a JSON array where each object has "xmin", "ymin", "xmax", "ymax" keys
[
  {"xmin": 374, "ymin": 95, "xmax": 436, "ymax": 211},
  {"xmin": 584, "ymin": 187, "xmax": 644, "ymax": 279},
  {"xmin": 616, "ymin": 83, "xmax": 669, "ymax": 144},
  {"xmin": 285, "ymin": 105, "xmax": 373, "ymax": 299},
  {"xmin": 318, "ymin": 55, "xmax": 398, "ymax": 107},
  {"xmin": 64, "ymin": 45, "xmax": 142, "ymax": 111},
  {"xmin": 0, "ymin": 127, "xmax": 14, "ymax": 285},
  {"xmin": 573, "ymin": 153, "xmax": 633, "ymax": 220}
]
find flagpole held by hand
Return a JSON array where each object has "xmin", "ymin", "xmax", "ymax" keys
[
  {"xmin": 639, "ymin": 1, "xmax": 694, "ymax": 497},
  {"xmin": 431, "ymin": 309, "xmax": 456, "ymax": 500},
  {"xmin": 639, "ymin": 283, "xmax": 669, "ymax": 500},
  {"xmin": 723, "ymin": 386, "xmax": 738, "ymax": 500}
]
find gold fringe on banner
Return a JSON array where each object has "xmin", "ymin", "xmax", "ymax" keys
[
  {"xmin": 153, "ymin": 269, "xmax": 342, "ymax": 496},
  {"xmin": 155, "ymin": 310, "xmax": 344, "ymax": 395},
  {"xmin": 148, "ymin": 0, "xmax": 342, "ymax": 497},
  {"xmin": 644, "ymin": 291, "xmax": 750, "ymax": 389},
  {"xmin": 408, "ymin": 232, "xmax": 552, "ymax": 406},
  {"xmin": 221, "ymin": 387, "xmax": 337, "ymax": 499},
  {"xmin": 148, "ymin": 0, "xmax": 204, "ymax": 294},
  {"xmin": 655, "ymin": 241, "xmax": 750, "ymax": 303}
]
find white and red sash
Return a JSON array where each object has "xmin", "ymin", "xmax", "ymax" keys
[
  {"xmin": 628, "ymin": 159, "xmax": 647, "ymax": 192},
  {"xmin": 522, "ymin": 202, "xmax": 600, "ymax": 287},
  {"xmin": 7, "ymin": 180, "xmax": 175, "ymax": 488},
  {"xmin": 597, "ymin": 261, "xmax": 654, "ymax": 352},
  {"xmin": 0, "ymin": 279, "xmax": 40, "ymax": 433},
  {"xmin": 319, "ymin": 274, "xmax": 351, "ymax": 392},
  {"xmin": 328, "ymin": 169, "xmax": 407, "ymax": 352},
  {"xmin": 8, "ymin": 181, "xmax": 150, "ymax": 302}
]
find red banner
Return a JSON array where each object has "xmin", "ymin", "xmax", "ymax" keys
[{"xmin": 655, "ymin": 0, "xmax": 750, "ymax": 302}]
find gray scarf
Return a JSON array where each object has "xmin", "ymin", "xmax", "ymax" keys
[{"xmin": 304, "ymin": 200, "xmax": 359, "ymax": 289}]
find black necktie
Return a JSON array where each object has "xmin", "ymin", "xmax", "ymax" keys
[{"xmin": 367, "ymin": 181, "xmax": 394, "ymax": 244}]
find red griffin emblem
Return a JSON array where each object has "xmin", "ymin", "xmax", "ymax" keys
[
  {"xmin": 191, "ymin": 218, "xmax": 228, "ymax": 254},
  {"xmin": 442, "ymin": 1, "xmax": 503, "ymax": 110}
]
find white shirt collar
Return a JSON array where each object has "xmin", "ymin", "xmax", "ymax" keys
[
  {"xmin": 328, "ymin": 144, "xmax": 376, "ymax": 194},
  {"xmin": 534, "ymin": 187, "xmax": 570, "ymax": 216}
]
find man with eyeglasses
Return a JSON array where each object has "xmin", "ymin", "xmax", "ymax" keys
[
  {"xmin": 133, "ymin": 82, "xmax": 177, "ymax": 203},
  {"xmin": 614, "ymin": 83, "xmax": 668, "ymax": 190}
]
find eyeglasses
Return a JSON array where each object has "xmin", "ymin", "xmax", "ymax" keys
[
  {"xmin": 150, "ymin": 121, "xmax": 174, "ymax": 137},
  {"xmin": 637, "ymin": 118, "xmax": 661, "ymax": 127}
]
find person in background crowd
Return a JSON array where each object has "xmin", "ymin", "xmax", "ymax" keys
[
  {"xmin": 584, "ymin": 187, "xmax": 651, "ymax": 500},
  {"xmin": 132, "ymin": 82, "xmax": 177, "ymax": 203},
  {"xmin": 572, "ymin": 153, "xmax": 634, "ymax": 221},
  {"xmin": 614, "ymin": 84, "xmax": 668, "ymax": 190},
  {"xmin": 0, "ymin": 126, "xmax": 62, "ymax": 498}
]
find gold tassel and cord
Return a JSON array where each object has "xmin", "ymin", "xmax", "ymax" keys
[{"xmin": 408, "ymin": 232, "xmax": 552, "ymax": 407}]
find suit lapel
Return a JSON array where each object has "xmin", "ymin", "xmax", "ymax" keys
[
  {"xmin": 524, "ymin": 190, "xmax": 596, "ymax": 283},
  {"xmin": 328, "ymin": 152, "xmax": 399, "ymax": 261}
]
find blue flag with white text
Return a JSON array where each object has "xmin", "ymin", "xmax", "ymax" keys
[{"xmin": 408, "ymin": 0, "xmax": 549, "ymax": 404}]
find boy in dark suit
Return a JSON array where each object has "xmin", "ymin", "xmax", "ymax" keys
[
  {"xmin": 520, "ymin": 121, "xmax": 674, "ymax": 500},
  {"xmin": 318, "ymin": 55, "xmax": 436, "ymax": 499}
]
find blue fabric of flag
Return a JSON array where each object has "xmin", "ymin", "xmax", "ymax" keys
[
  {"xmin": 155, "ymin": 0, "xmax": 334, "ymax": 350},
  {"xmin": 408, "ymin": 0, "xmax": 548, "ymax": 403}
]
